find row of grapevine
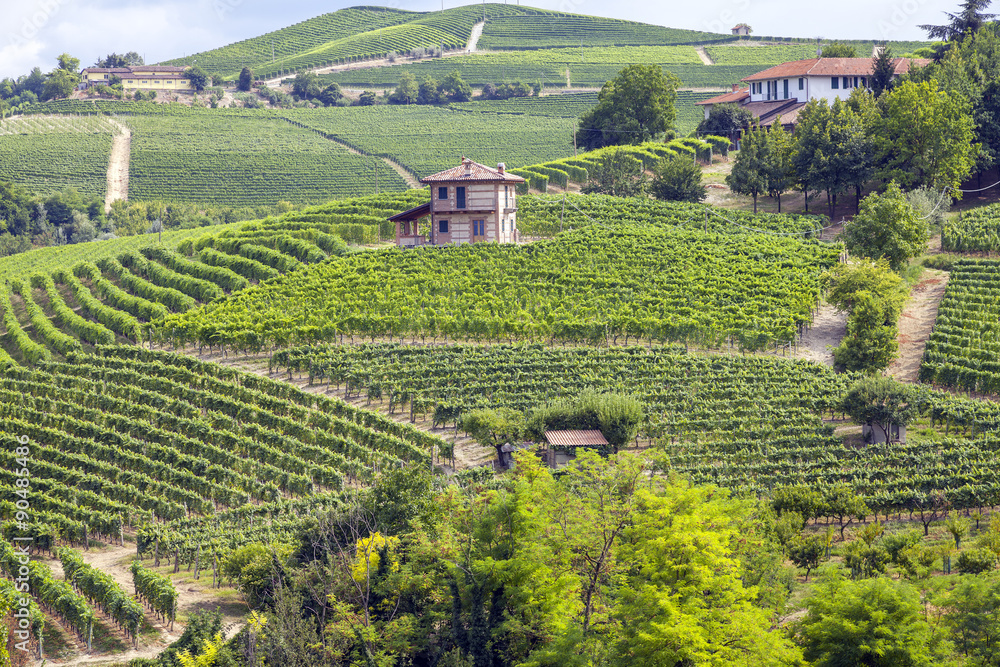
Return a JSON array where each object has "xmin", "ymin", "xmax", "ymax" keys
[
  {"xmin": 130, "ymin": 561, "xmax": 178, "ymax": 628},
  {"xmin": 59, "ymin": 547, "xmax": 144, "ymax": 646},
  {"xmin": 942, "ymin": 203, "xmax": 1000, "ymax": 252}
]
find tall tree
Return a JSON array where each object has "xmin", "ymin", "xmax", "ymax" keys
[
  {"xmin": 237, "ymin": 67, "xmax": 253, "ymax": 92},
  {"xmin": 582, "ymin": 148, "xmax": 648, "ymax": 197},
  {"xmin": 726, "ymin": 124, "xmax": 768, "ymax": 213},
  {"xmin": 920, "ymin": 0, "xmax": 997, "ymax": 42},
  {"xmin": 184, "ymin": 65, "xmax": 209, "ymax": 92},
  {"xmin": 389, "ymin": 72, "xmax": 418, "ymax": 105},
  {"xmin": 577, "ymin": 64, "xmax": 680, "ymax": 150},
  {"xmin": 828, "ymin": 97, "xmax": 876, "ymax": 214},
  {"xmin": 291, "ymin": 71, "xmax": 321, "ymax": 99},
  {"xmin": 842, "ymin": 182, "xmax": 928, "ymax": 271},
  {"xmin": 877, "ymin": 79, "xmax": 979, "ymax": 193},
  {"xmin": 763, "ymin": 120, "xmax": 794, "ymax": 212},
  {"xmin": 839, "ymin": 376, "xmax": 918, "ymax": 443},
  {"xmin": 792, "ymin": 99, "xmax": 832, "ymax": 213},
  {"xmin": 870, "ymin": 46, "xmax": 896, "ymax": 97},
  {"xmin": 439, "ymin": 70, "xmax": 472, "ymax": 102}
]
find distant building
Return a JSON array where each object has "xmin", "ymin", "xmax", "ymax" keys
[
  {"xmin": 80, "ymin": 66, "xmax": 195, "ymax": 91},
  {"xmin": 731, "ymin": 23, "xmax": 752, "ymax": 36},
  {"xmin": 696, "ymin": 57, "xmax": 930, "ymax": 132},
  {"xmin": 389, "ymin": 158, "xmax": 525, "ymax": 247}
]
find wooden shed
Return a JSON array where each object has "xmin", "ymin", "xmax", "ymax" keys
[
  {"xmin": 542, "ymin": 429, "xmax": 609, "ymax": 468},
  {"xmin": 389, "ymin": 157, "xmax": 525, "ymax": 247}
]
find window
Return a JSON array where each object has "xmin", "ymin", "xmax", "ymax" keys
[
  {"xmin": 504, "ymin": 186, "xmax": 509, "ymax": 208},
  {"xmin": 854, "ymin": 76, "xmax": 859, "ymax": 88},
  {"xmin": 473, "ymin": 220, "xmax": 484, "ymax": 236},
  {"xmin": 861, "ymin": 77, "xmax": 867, "ymax": 88},
  {"xmin": 831, "ymin": 77, "xmax": 839, "ymax": 89},
  {"xmin": 843, "ymin": 77, "xmax": 849, "ymax": 89},
  {"xmin": 456, "ymin": 187, "xmax": 466, "ymax": 209},
  {"xmin": 501, "ymin": 219, "xmax": 505, "ymax": 232},
  {"xmin": 798, "ymin": 77, "xmax": 804, "ymax": 90},
  {"xmin": 439, "ymin": 220, "xmax": 449, "ymax": 233},
  {"xmin": 783, "ymin": 79, "xmax": 789, "ymax": 99},
  {"xmin": 438, "ymin": 186, "xmax": 447, "ymax": 200}
]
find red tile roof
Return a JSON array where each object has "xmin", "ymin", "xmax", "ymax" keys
[
  {"xmin": 696, "ymin": 88, "xmax": 750, "ymax": 106},
  {"xmin": 421, "ymin": 158, "xmax": 526, "ymax": 184},
  {"xmin": 742, "ymin": 57, "xmax": 930, "ymax": 82},
  {"xmin": 388, "ymin": 201, "xmax": 431, "ymax": 222},
  {"xmin": 544, "ymin": 430, "xmax": 609, "ymax": 447},
  {"xmin": 760, "ymin": 103, "xmax": 807, "ymax": 126},
  {"xmin": 130, "ymin": 66, "xmax": 188, "ymax": 73}
]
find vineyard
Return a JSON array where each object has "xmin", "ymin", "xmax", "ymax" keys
[
  {"xmin": 942, "ymin": 203, "xmax": 1000, "ymax": 252},
  {"xmin": 920, "ymin": 259, "xmax": 1000, "ymax": 394},
  {"xmin": 159, "ymin": 225, "xmax": 839, "ymax": 352},
  {"xmin": 269, "ymin": 342, "xmax": 1000, "ymax": 514},
  {"xmin": 0, "ymin": 115, "xmax": 119, "ymax": 199},
  {"xmin": 448, "ymin": 92, "xmax": 598, "ymax": 117}
]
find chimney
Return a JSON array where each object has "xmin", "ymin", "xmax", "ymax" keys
[
  {"xmin": 732, "ymin": 84, "xmax": 739, "ymax": 92},
  {"xmin": 463, "ymin": 158, "xmax": 472, "ymax": 177},
  {"xmin": 497, "ymin": 162, "xmax": 506, "ymax": 174}
]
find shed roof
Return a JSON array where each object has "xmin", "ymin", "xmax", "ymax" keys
[
  {"xmin": 696, "ymin": 88, "xmax": 750, "ymax": 106},
  {"xmin": 421, "ymin": 158, "xmax": 526, "ymax": 184},
  {"xmin": 388, "ymin": 201, "xmax": 431, "ymax": 222},
  {"xmin": 742, "ymin": 57, "xmax": 929, "ymax": 82},
  {"xmin": 544, "ymin": 430, "xmax": 609, "ymax": 447}
]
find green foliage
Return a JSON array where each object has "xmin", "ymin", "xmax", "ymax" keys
[
  {"xmin": 650, "ymin": 155, "xmax": 705, "ymax": 203},
  {"xmin": 237, "ymin": 67, "xmax": 253, "ymax": 92},
  {"xmin": 788, "ymin": 536, "xmax": 825, "ymax": 580},
  {"xmin": 956, "ymin": 547, "xmax": 997, "ymax": 574},
  {"xmin": 842, "ymin": 182, "xmax": 928, "ymax": 272},
  {"xmin": 526, "ymin": 390, "xmax": 643, "ymax": 452},
  {"xmin": 459, "ymin": 407, "xmax": 525, "ymax": 462},
  {"xmin": 796, "ymin": 569, "xmax": 951, "ymax": 666},
  {"xmin": 581, "ymin": 147, "xmax": 647, "ymax": 197},
  {"xmin": 839, "ymin": 375, "xmax": 918, "ymax": 440},
  {"xmin": 821, "ymin": 42, "xmax": 858, "ymax": 57},
  {"xmin": 942, "ymin": 202, "xmax": 1000, "ymax": 252},
  {"xmin": 184, "ymin": 66, "xmax": 209, "ymax": 92},
  {"xmin": 578, "ymin": 64, "xmax": 680, "ymax": 150},
  {"xmin": 871, "ymin": 46, "xmax": 896, "ymax": 97},
  {"xmin": 697, "ymin": 102, "xmax": 754, "ymax": 136}
]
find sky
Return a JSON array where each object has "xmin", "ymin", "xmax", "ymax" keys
[{"xmin": 0, "ymin": 0, "xmax": 989, "ymax": 80}]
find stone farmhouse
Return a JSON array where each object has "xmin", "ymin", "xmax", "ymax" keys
[
  {"xmin": 389, "ymin": 158, "xmax": 525, "ymax": 247},
  {"xmin": 80, "ymin": 66, "xmax": 195, "ymax": 91}
]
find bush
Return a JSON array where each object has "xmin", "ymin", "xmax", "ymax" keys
[
  {"xmin": 957, "ymin": 547, "xmax": 996, "ymax": 574},
  {"xmin": 650, "ymin": 155, "xmax": 706, "ymax": 203}
]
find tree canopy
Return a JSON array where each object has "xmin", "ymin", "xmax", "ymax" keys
[
  {"xmin": 920, "ymin": 0, "xmax": 997, "ymax": 42},
  {"xmin": 841, "ymin": 182, "xmax": 929, "ymax": 272},
  {"xmin": 839, "ymin": 375, "xmax": 919, "ymax": 442},
  {"xmin": 577, "ymin": 64, "xmax": 680, "ymax": 150}
]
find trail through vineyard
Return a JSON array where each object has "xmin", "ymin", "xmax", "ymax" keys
[
  {"xmin": 104, "ymin": 120, "xmax": 130, "ymax": 214},
  {"xmin": 695, "ymin": 46, "xmax": 713, "ymax": 65},
  {"xmin": 792, "ymin": 302, "xmax": 846, "ymax": 367},
  {"xmin": 466, "ymin": 21, "xmax": 485, "ymax": 52},
  {"xmin": 36, "ymin": 544, "xmax": 247, "ymax": 666},
  {"xmin": 888, "ymin": 269, "xmax": 949, "ymax": 383},
  {"xmin": 317, "ymin": 132, "xmax": 421, "ymax": 189}
]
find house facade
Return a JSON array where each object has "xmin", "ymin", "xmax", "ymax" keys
[
  {"xmin": 696, "ymin": 57, "xmax": 929, "ymax": 129},
  {"xmin": 81, "ymin": 66, "xmax": 195, "ymax": 91},
  {"xmin": 389, "ymin": 158, "xmax": 525, "ymax": 247}
]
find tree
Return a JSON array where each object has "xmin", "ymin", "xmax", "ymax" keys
[
  {"xmin": 389, "ymin": 72, "xmax": 418, "ymax": 104},
  {"xmin": 842, "ymin": 182, "xmax": 928, "ymax": 271},
  {"xmin": 796, "ymin": 570, "xmax": 950, "ymax": 666},
  {"xmin": 696, "ymin": 102, "xmax": 754, "ymax": 137},
  {"xmin": 788, "ymin": 537, "xmax": 825, "ymax": 581},
  {"xmin": 650, "ymin": 155, "xmax": 706, "ymax": 202},
  {"xmin": 828, "ymin": 96, "xmax": 876, "ymax": 214},
  {"xmin": 439, "ymin": 70, "xmax": 472, "ymax": 102},
  {"xmin": 581, "ymin": 148, "xmax": 647, "ymax": 197},
  {"xmin": 876, "ymin": 80, "xmax": 979, "ymax": 192},
  {"xmin": 184, "ymin": 65, "xmax": 209, "ymax": 92},
  {"xmin": 726, "ymin": 123, "xmax": 767, "ymax": 213},
  {"xmin": 821, "ymin": 42, "xmax": 857, "ymax": 58},
  {"xmin": 825, "ymin": 258, "xmax": 907, "ymax": 315},
  {"xmin": 291, "ymin": 71, "xmax": 321, "ymax": 99},
  {"xmin": 870, "ymin": 46, "xmax": 896, "ymax": 97},
  {"xmin": 792, "ymin": 99, "xmax": 832, "ymax": 213},
  {"xmin": 358, "ymin": 90, "xmax": 378, "ymax": 106},
  {"xmin": 237, "ymin": 67, "xmax": 253, "ymax": 92},
  {"xmin": 839, "ymin": 376, "xmax": 918, "ymax": 443},
  {"xmin": 318, "ymin": 83, "xmax": 343, "ymax": 107},
  {"xmin": 96, "ymin": 52, "xmax": 142, "ymax": 68},
  {"xmin": 920, "ymin": 0, "xmax": 996, "ymax": 42},
  {"xmin": 763, "ymin": 120, "xmax": 794, "ymax": 212},
  {"xmin": 56, "ymin": 53, "xmax": 80, "ymax": 74},
  {"xmin": 577, "ymin": 64, "xmax": 680, "ymax": 150},
  {"xmin": 417, "ymin": 76, "xmax": 443, "ymax": 105},
  {"xmin": 823, "ymin": 485, "xmax": 869, "ymax": 540},
  {"xmin": 460, "ymin": 407, "xmax": 525, "ymax": 466}
]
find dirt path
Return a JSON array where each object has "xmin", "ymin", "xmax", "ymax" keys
[
  {"xmin": 888, "ymin": 270, "xmax": 949, "ymax": 383},
  {"xmin": 695, "ymin": 46, "xmax": 714, "ymax": 65},
  {"xmin": 466, "ymin": 21, "xmax": 485, "ymax": 53},
  {"xmin": 104, "ymin": 120, "xmax": 130, "ymax": 213},
  {"xmin": 793, "ymin": 302, "xmax": 847, "ymax": 367},
  {"xmin": 34, "ymin": 544, "xmax": 247, "ymax": 666}
]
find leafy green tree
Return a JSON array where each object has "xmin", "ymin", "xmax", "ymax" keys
[
  {"xmin": 650, "ymin": 155, "xmax": 706, "ymax": 202},
  {"xmin": 920, "ymin": 0, "xmax": 996, "ymax": 42},
  {"xmin": 291, "ymin": 70, "xmax": 321, "ymax": 99},
  {"xmin": 460, "ymin": 407, "xmax": 525, "ymax": 465},
  {"xmin": 439, "ymin": 70, "xmax": 472, "ymax": 102},
  {"xmin": 792, "ymin": 99, "xmax": 832, "ymax": 213},
  {"xmin": 842, "ymin": 182, "xmax": 928, "ymax": 271},
  {"xmin": 788, "ymin": 536, "xmax": 825, "ymax": 580},
  {"xmin": 577, "ymin": 64, "xmax": 680, "ymax": 150},
  {"xmin": 822, "ymin": 42, "xmax": 858, "ymax": 57},
  {"xmin": 772, "ymin": 485, "xmax": 823, "ymax": 525},
  {"xmin": 941, "ymin": 574, "xmax": 1000, "ymax": 662},
  {"xmin": 829, "ymin": 96, "xmax": 876, "ymax": 214},
  {"xmin": 823, "ymin": 485, "xmax": 870, "ymax": 540},
  {"xmin": 237, "ymin": 67, "xmax": 253, "ymax": 92},
  {"xmin": 877, "ymin": 80, "xmax": 979, "ymax": 192},
  {"xmin": 581, "ymin": 148, "xmax": 647, "ymax": 197},
  {"xmin": 417, "ymin": 75, "xmax": 444, "ymax": 105},
  {"xmin": 839, "ymin": 375, "xmax": 918, "ymax": 442},
  {"xmin": 318, "ymin": 83, "xmax": 342, "ymax": 106},
  {"xmin": 358, "ymin": 90, "xmax": 378, "ymax": 106},
  {"xmin": 870, "ymin": 46, "xmax": 896, "ymax": 97},
  {"xmin": 796, "ymin": 569, "xmax": 950, "ymax": 666},
  {"xmin": 42, "ymin": 69, "xmax": 77, "ymax": 101},
  {"xmin": 389, "ymin": 72, "xmax": 418, "ymax": 104},
  {"xmin": 764, "ymin": 120, "xmax": 795, "ymax": 212},
  {"xmin": 184, "ymin": 65, "xmax": 209, "ymax": 92},
  {"xmin": 696, "ymin": 102, "xmax": 755, "ymax": 136},
  {"xmin": 726, "ymin": 123, "xmax": 768, "ymax": 213},
  {"xmin": 56, "ymin": 53, "xmax": 80, "ymax": 74}
]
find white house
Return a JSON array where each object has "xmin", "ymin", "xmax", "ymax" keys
[{"xmin": 697, "ymin": 57, "xmax": 929, "ymax": 129}]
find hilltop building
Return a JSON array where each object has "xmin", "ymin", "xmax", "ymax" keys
[
  {"xmin": 731, "ymin": 24, "xmax": 751, "ymax": 36},
  {"xmin": 389, "ymin": 158, "xmax": 525, "ymax": 247},
  {"xmin": 80, "ymin": 66, "xmax": 195, "ymax": 91},
  {"xmin": 696, "ymin": 57, "xmax": 930, "ymax": 130}
]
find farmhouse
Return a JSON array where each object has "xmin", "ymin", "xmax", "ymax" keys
[
  {"xmin": 389, "ymin": 158, "xmax": 525, "ymax": 247},
  {"xmin": 80, "ymin": 66, "xmax": 195, "ymax": 91},
  {"xmin": 696, "ymin": 57, "xmax": 929, "ymax": 128}
]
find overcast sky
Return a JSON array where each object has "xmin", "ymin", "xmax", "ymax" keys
[{"xmin": 1, "ymin": 0, "xmax": 988, "ymax": 80}]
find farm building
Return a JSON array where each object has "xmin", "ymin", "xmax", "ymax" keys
[
  {"xmin": 389, "ymin": 158, "xmax": 525, "ymax": 247},
  {"xmin": 541, "ymin": 429, "xmax": 609, "ymax": 468},
  {"xmin": 80, "ymin": 66, "xmax": 195, "ymax": 91},
  {"xmin": 696, "ymin": 57, "xmax": 930, "ymax": 129},
  {"xmin": 731, "ymin": 24, "xmax": 752, "ymax": 36}
]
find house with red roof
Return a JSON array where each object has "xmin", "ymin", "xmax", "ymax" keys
[
  {"xmin": 696, "ymin": 57, "xmax": 929, "ymax": 131},
  {"xmin": 388, "ymin": 158, "xmax": 525, "ymax": 247}
]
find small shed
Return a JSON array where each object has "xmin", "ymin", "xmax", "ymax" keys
[
  {"xmin": 731, "ymin": 24, "xmax": 751, "ymax": 36},
  {"xmin": 542, "ymin": 429, "xmax": 609, "ymax": 468},
  {"xmin": 863, "ymin": 423, "xmax": 906, "ymax": 444}
]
